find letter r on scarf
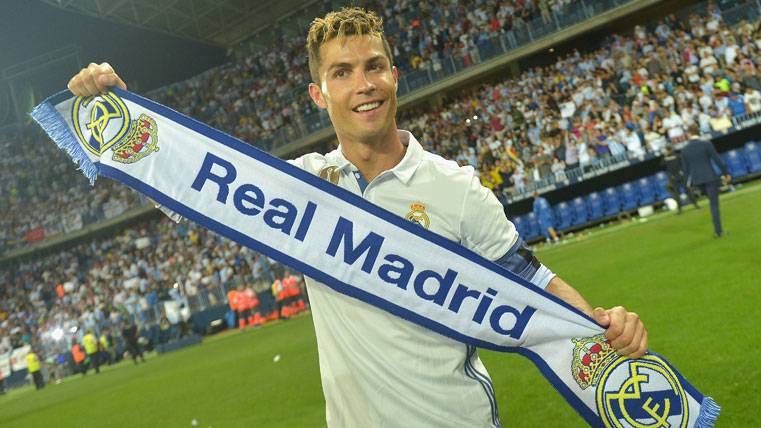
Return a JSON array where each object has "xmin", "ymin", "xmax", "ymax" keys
[{"xmin": 191, "ymin": 152, "xmax": 237, "ymax": 202}]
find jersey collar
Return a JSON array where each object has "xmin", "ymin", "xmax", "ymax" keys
[{"xmin": 327, "ymin": 129, "xmax": 423, "ymax": 185}]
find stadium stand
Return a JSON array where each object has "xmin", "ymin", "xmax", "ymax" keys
[{"xmin": 4, "ymin": 0, "xmax": 761, "ymax": 252}]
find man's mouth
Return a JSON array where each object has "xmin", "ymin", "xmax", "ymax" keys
[{"xmin": 352, "ymin": 100, "xmax": 384, "ymax": 113}]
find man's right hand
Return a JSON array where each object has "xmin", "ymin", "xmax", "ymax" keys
[{"xmin": 67, "ymin": 62, "xmax": 127, "ymax": 97}]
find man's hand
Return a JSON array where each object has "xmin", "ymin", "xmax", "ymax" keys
[
  {"xmin": 721, "ymin": 174, "xmax": 731, "ymax": 186},
  {"xmin": 592, "ymin": 306, "xmax": 648, "ymax": 358},
  {"xmin": 67, "ymin": 62, "xmax": 127, "ymax": 97}
]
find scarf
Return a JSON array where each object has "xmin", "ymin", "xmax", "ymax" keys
[{"xmin": 32, "ymin": 88, "xmax": 719, "ymax": 427}]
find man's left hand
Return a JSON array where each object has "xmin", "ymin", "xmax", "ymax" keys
[{"xmin": 592, "ymin": 306, "xmax": 648, "ymax": 358}]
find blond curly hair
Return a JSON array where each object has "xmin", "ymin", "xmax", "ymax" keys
[{"xmin": 307, "ymin": 7, "xmax": 393, "ymax": 84}]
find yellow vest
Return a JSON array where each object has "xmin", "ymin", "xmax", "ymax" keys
[
  {"xmin": 99, "ymin": 335, "xmax": 109, "ymax": 350},
  {"xmin": 83, "ymin": 333, "xmax": 98, "ymax": 355},
  {"xmin": 26, "ymin": 353, "xmax": 40, "ymax": 373}
]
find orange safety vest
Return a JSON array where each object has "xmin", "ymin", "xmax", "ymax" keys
[
  {"xmin": 227, "ymin": 290, "xmax": 240, "ymax": 311},
  {"xmin": 72, "ymin": 344, "xmax": 85, "ymax": 364},
  {"xmin": 244, "ymin": 289, "xmax": 259, "ymax": 310},
  {"xmin": 56, "ymin": 283, "xmax": 65, "ymax": 298},
  {"xmin": 283, "ymin": 275, "xmax": 300, "ymax": 298},
  {"xmin": 272, "ymin": 280, "xmax": 286, "ymax": 301}
]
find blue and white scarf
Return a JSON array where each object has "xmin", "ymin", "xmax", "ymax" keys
[{"xmin": 32, "ymin": 89, "xmax": 719, "ymax": 427}]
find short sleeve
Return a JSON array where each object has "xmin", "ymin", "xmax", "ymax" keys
[{"xmin": 458, "ymin": 173, "xmax": 518, "ymax": 260}]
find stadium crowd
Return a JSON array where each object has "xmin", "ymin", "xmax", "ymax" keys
[
  {"xmin": 0, "ymin": 214, "xmax": 302, "ymax": 376},
  {"xmin": 5, "ymin": 1, "xmax": 760, "ymax": 252},
  {"xmin": 402, "ymin": 7, "xmax": 761, "ymax": 194},
  {"xmin": 152, "ymin": 0, "xmax": 580, "ymax": 147},
  {"xmin": 0, "ymin": 131, "xmax": 142, "ymax": 252}
]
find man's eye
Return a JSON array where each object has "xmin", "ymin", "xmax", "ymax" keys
[{"xmin": 335, "ymin": 70, "xmax": 347, "ymax": 78}]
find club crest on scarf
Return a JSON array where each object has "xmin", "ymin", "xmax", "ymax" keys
[
  {"xmin": 405, "ymin": 202, "xmax": 430, "ymax": 229},
  {"xmin": 72, "ymin": 92, "xmax": 131, "ymax": 156},
  {"xmin": 572, "ymin": 335, "xmax": 689, "ymax": 428},
  {"xmin": 71, "ymin": 92, "xmax": 159, "ymax": 164}
]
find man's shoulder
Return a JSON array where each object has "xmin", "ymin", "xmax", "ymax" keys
[
  {"xmin": 287, "ymin": 150, "xmax": 337, "ymax": 173},
  {"xmin": 417, "ymin": 150, "xmax": 475, "ymax": 181}
]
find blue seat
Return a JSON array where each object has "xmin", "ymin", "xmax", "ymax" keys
[
  {"xmin": 723, "ymin": 149, "xmax": 749, "ymax": 178},
  {"xmin": 745, "ymin": 142, "xmax": 761, "ymax": 173},
  {"xmin": 603, "ymin": 187, "xmax": 622, "ymax": 216},
  {"xmin": 586, "ymin": 192, "xmax": 605, "ymax": 220},
  {"xmin": 571, "ymin": 197, "xmax": 589, "ymax": 226},
  {"xmin": 554, "ymin": 202, "xmax": 574, "ymax": 231},
  {"xmin": 619, "ymin": 182, "xmax": 639, "ymax": 211},
  {"xmin": 637, "ymin": 176, "xmax": 657, "ymax": 205},
  {"xmin": 653, "ymin": 172, "xmax": 671, "ymax": 201},
  {"xmin": 525, "ymin": 212, "xmax": 542, "ymax": 240},
  {"xmin": 510, "ymin": 215, "xmax": 524, "ymax": 236}
]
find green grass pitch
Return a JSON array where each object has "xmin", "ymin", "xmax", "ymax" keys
[{"xmin": 2, "ymin": 182, "xmax": 760, "ymax": 427}]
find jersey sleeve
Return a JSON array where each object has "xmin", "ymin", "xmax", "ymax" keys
[{"xmin": 459, "ymin": 174, "xmax": 555, "ymax": 289}]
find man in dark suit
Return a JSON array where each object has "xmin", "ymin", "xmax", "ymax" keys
[
  {"xmin": 680, "ymin": 127, "xmax": 732, "ymax": 237},
  {"xmin": 661, "ymin": 145, "xmax": 699, "ymax": 214}
]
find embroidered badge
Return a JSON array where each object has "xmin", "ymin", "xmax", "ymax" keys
[
  {"xmin": 72, "ymin": 92, "xmax": 131, "ymax": 156},
  {"xmin": 319, "ymin": 166, "xmax": 340, "ymax": 185},
  {"xmin": 111, "ymin": 114, "xmax": 159, "ymax": 164},
  {"xmin": 405, "ymin": 202, "xmax": 430, "ymax": 229}
]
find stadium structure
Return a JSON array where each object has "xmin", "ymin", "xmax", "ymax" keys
[{"xmin": 1, "ymin": 0, "xmax": 760, "ymax": 426}]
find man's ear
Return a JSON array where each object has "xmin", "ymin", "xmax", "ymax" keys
[
  {"xmin": 392, "ymin": 66, "xmax": 398, "ymax": 90},
  {"xmin": 309, "ymin": 83, "xmax": 328, "ymax": 109}
]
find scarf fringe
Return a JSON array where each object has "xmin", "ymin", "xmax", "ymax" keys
[
  {"xmin": 694, "ymin": 396, "xmax": 720, "ymax": 428},
  {"xmin": 30, "ymin": 101, "xmax": 99, "ymax": 185}
]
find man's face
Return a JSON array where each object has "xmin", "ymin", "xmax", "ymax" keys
[{"xmin": 309, "ymin": 35, "xmax": 398, "ymax": 144}]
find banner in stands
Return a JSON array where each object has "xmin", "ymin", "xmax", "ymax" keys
[
  {"xmin": 25, "ymin": 227, "xmax": 45, "ymax": 243},
  {"xmin": 10, "ymin": 345, "xmax": 30, "ymax": 371}
]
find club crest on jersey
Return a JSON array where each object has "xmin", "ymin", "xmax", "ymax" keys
[
  {"xmin": 405, "ymin": 202, "xmax": 430, "ymax": 229},
  {"xmin": 572, "ymin": 335, "xmax": 689, "ymax": 428},
  {"xmin": 72, "ymin": 91, "xmax": 131, "ymax": 156},
  {"xmin": 111, "ymin": 114, "xmax": 160, "ymax": 164}
]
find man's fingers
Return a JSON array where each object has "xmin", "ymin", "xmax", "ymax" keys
[
  {"xmin": 592, "ymin": 307, "xmax": 609, "ymax": 327},
  {"xmin": 631, "ymin": 328, "xmax": 649, "ymax": 359},
  {"xmin": 612, "ymin": 318, "xmax": 644, "ymax": 356},
  {"xmin": 98, "ymin": 73, "xmax": 127, "ymax": 90},
  {"xmin": 67, "ymin": 62, "xmax": 125, "ymax": 97},
  {"xmin": 602, "ymin": 306, "xmax": 626, "ymax": 341}
]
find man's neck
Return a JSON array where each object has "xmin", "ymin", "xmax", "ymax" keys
[{"xmin": 339, "ymin": 129, "xmax": 405, "ymax": 182}]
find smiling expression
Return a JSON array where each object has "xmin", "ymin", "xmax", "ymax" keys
[{"xmin": 308, "ymin": 35, "xmax": 399, "ymax": 146}]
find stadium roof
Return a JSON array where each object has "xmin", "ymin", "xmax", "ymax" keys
[{"xmin": 39, "ymin": 0, "xmax": 317, "ymax": 47}]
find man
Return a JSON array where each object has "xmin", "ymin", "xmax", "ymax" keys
[
  {"xmin": 532, "ymin": 191, "xmax": 559, "ymax": 243},
  {"xmin": 681, "ymin": 126, "xmax": 731, "ymax": 237},
  {"xmin": 68, "ymin": 8, "xmax": 647, "ymax": 427},
  {"xmin": 82, "ymin": 329, "xmax": 100, "ymax": 374},
  {"xmin": 26, "ymin": 348, "xmax": 45, "ymax": 390},
  {"xmin": 120, "ymin": 321, "xmax": 146, "ymax": 365},
  {"xmin": 661, "ymin": 145, "xmax": 699, "ymax": 214}
]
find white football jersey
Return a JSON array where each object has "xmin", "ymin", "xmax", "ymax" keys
[{"xmin": 290, "ymin": 130, "xmax": 551, "ymax": 428}]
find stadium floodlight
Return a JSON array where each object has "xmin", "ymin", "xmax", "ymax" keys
[{"xmin": 51, "ymin": 328, "xmax": 64, "ymax": 341}]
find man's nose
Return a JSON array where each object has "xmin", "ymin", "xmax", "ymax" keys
[{"xmin": 355, "ymin": 72, "xmax": 376, "ymax": 93}]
